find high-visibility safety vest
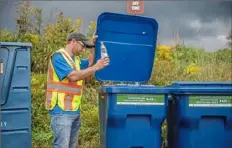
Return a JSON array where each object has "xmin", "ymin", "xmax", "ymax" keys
[{"xmin": 45, "ymin": 48, "xmax": 83, "ymax": 111}]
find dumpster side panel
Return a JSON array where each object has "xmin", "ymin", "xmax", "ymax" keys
[{"xmin": 0, "ymin": 43, "xmax": 32, "ymax": 148}]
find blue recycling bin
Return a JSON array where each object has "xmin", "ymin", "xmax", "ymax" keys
[
  {"xmin": 98, "ymin": 86, "xmax": 169, "ymax": 148},
  {"xmin": 95, "ymin": 12, "xmax": 168, "ymax": 148},
  {"xmin": 167, "ymin": 82, "xmax": 232, "ymax": 148}
]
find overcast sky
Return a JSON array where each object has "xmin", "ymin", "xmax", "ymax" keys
[{"xmin": 0, "ymin": 0, "xmax": 231, "ymax": 51}]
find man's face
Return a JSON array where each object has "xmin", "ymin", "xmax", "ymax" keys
[{"xmin": 71, "ymin": 40, "xmax": 86, "ymax": 54}]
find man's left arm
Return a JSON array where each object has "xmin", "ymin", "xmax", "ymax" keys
[
  {"xmin": 87, "ymin": 47, "xmax": 95, "ymax": 67},
  {"xmin": 87, "ymin": 34, "xmax": 98, "ymax": 67}
]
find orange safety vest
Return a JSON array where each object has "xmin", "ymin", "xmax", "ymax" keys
[{"xmin": 45, "ymin": 48, "xmax": 83, "ymax": 111}]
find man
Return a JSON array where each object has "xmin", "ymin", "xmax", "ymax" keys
[{"xmin": 45, "ymin": 31, "xmax": 109, "ymax": 148}]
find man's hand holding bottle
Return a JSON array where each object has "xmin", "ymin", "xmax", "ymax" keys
[
  {"xmin": 94, "ymin": 56, "xmax": 110, "ymax": 71},
  {"xmin": 92, "ymin": 31, "xmax": 110, "ymax": 71}
]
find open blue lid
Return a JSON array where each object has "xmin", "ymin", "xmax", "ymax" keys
[{"xmin": 94, "ymin": 12, "xmax": 159, "ymax": 83}]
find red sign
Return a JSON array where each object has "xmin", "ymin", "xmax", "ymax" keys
[{"xmin": 127, "ymin": 0, "xmax": 144, "ymax": 15}]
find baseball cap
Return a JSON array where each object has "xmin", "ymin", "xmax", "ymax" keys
[{"xmin": 67, "ymin": 32, "xmax": 95, "ymax": 48}]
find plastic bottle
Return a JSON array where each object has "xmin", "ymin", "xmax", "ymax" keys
[{"xmin": 100, "ymin": 42, "xmax": 108, "ymax": 58}]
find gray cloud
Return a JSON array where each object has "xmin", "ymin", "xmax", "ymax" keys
[{"xmin": 0, "ymin": 1, "xmax": 231, "ymax": 51}]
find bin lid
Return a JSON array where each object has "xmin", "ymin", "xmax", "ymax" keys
[
  {"xmin": 167, "ymin": 82, "xmax": 232, "ymax": 95},
  {"xmin": 97, "ymin": 84, "xmax": 170, "ymax": 94},
  {"xmin": 94, "ymin": 12, "xmax": 158, "ymax": 83}
]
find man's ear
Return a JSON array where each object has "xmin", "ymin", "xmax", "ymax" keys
[{"xmin": 71, "ymin": 40, "xmax": 77, "ymax": 45}]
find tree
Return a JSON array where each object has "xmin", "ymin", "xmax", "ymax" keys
[{"xmin": 16, "ymin": 1, "xmax": 42, "ymax": 35}]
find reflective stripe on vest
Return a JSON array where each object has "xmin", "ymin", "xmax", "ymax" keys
[
  {"xmin": 47, "ymin": 83, "xmax": 81, "ymax": 95},
  {"xmin": 45, "ymin": 49, "xmax": 83, "ymax": 111}
]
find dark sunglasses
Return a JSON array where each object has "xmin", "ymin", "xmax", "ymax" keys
[{"xmin": 78, "ymin": 41, "xmax": 86, "ymax": 48}]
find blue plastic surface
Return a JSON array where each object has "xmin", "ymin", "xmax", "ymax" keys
[
  {"xmin": 98, "ymin": 86, "xmax": 169, "ymax": 148},
  {"xmin": 167, "ymin": 81, "xmax": 232, "ymax": 94},
  {"xmin": 0, "ymin": 42, "xmax": 32, "ymax": 148},
  {"xmin": 95, "ymin": 12, "xmax": 158, "ymax": 83},
  {"xmin": 98, "ymin": 84, "xmax": 170, "ymax": 94},
  {"xmin": 167, "ymin": 82, "xmax": 232, "ymax": 148}
]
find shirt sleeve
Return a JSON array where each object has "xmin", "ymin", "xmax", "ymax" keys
[
  {"xmin": 80, "ymin": 59, "xmax": 89, "ymax": 70},
  {"xmin": 51, "ymin": 53, "xmax": 74, "ymax": 81}
]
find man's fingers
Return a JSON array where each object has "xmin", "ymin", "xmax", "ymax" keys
[
  {"xmin": 103, "ymin": 59, "xmax": 110, "ymax": 63},
  {"xmin": 103, "ymin": 61, "xmax": 110, "ymax": 65},
  {"xmin": 102, "ymin": 56, "xmax": 109, "ymax": 60},
  {"xmin": 104, "ymin": 62, "xmax": 109, "ymax": 66},
  {"xmin": 93, "ymin": 36, "xmax": 98, "ymax": 40},
  {"xmin": 103, "ymin": 58, "xmax": 108, "ymax": 61},
  {"xmin": 92, "ymin": 33, "xmax": 98, "ymax": 43},
  {"xmin": 98, "ymin": 57, "xmax": 110, "ymax": 67}
]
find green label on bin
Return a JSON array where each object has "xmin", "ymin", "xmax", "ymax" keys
[
  {"xmin": 189, "ymin": 96, "xmax": 232, "ymax": 107},
  {"xmin": 116, "ymin": 94, "xmax": 164, "ymax": 105}
]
